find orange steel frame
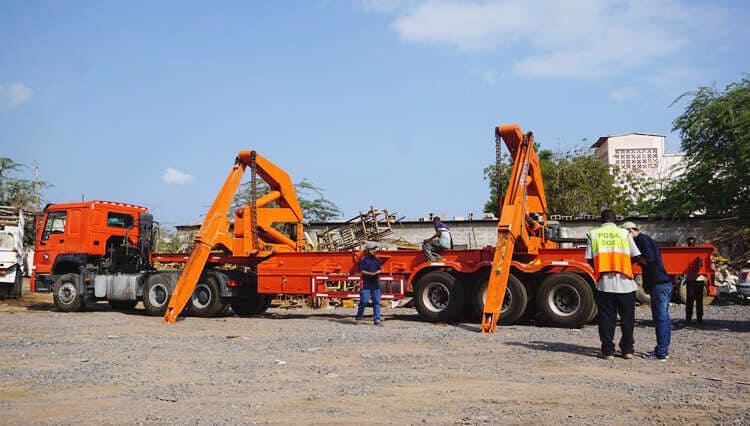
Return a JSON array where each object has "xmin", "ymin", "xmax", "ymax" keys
[
  {"xmin": 480, "ymin": 125, "xmax": 557, "ymax": 333},
  {"xmin": 164, "ymin": 126, "xmax": 717, "ymax": 328},
  {"xmin": 164, "ymin": 151, "xmax": 304, "ymax": 322}
]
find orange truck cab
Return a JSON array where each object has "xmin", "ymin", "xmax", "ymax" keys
[{"xmin": 32, "ymin": 201, "xmax": 157, "ymax": 308}]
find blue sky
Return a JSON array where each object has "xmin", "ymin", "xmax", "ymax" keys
[{"xmin": 2, "ymin": 0, "xmax": 748, "ymax": 226}]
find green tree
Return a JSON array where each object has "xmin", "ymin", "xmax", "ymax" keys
[
  {"xmin": 483, "ymin": 147, "xmax": 633, "ymax": 217},
  {"xmin": 232, "ymin": 177, "xmax": 342, "ymax": 222},
  {"xmin": 1, "ymin": 158, "xmax": 41, "ymax": 207},
  {"xmin": 658, "ymin": 77, "xmax": 750, "ymax": 223}
]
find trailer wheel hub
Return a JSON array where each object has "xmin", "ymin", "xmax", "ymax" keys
[
  {"xmin": 421, "ymin": 282, "xmax": 450, "ymax": 312},
  {"xmin": 192, "ymin": 283, "xmax": 212, "ymax": 309},
  {"xmin": 147, "ymin": 283, "xmax": 168, "ymax": 307},
  {"xmin": 547, "ymin": 284, "xmax": 580, "ymax": 317}
]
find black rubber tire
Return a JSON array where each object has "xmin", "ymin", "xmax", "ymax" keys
[
  {"xmin": 586, "ymin": 303, "xmax": 598, "ymax": 324},
  {"xmin": 414, "ymin": 271, "xmax": 465, "ymax": 322},
  {"xmin": 536, "ymin": 273, "xmax": 594, "ymax": 328},
  {"xmin": 231, "ymin": 295, "xmax": 271, "ymax": 316},
  {"xmin": 469, "ymin": 274, "xmax": 528, "ymax": 325},
  {"xmin": 188, "ymin": 275, "xmax": 224, "ymax": 317},
  {"xmin": 634, "ymin": 275, "xmax": 651, "ymax": 305},
  {"xmin": 53, "ymin": 273, "xmax": 83, "ymax": 312},
  {"xmin": 143, "ymin": 274, "xmax": 174, "ymax": 316},
  {"xmin": 109, "ymin": 300, "xmax": 137, "ymax": 311},
  {"xmin": 12, "ymin": 266, "xmax": 23, "ymax": 298}
]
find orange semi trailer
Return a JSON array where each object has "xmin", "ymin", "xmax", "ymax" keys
[
  {"xmin": 31, "ymin": 124, "xmax": 716, "ymax": 329},
  {"xmin": 160, "ymin": 124, "xmax": 716, "ymax": 329}
]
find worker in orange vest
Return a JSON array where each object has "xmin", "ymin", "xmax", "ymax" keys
[{"xmin": 585, "ymin": 209, "xmax": 642, "ymax": 360}]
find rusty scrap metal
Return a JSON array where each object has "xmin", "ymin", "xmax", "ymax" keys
[{"xmin": 316, "ymin": 207, "xmax": 395, "ymax": 251}]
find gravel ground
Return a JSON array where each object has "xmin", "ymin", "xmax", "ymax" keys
[{"xmin": 0, "ymin": 283, "xmax": 748, "ymax": 425}]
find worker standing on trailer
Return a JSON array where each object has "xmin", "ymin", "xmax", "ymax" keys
[
  {"xmin": 622, "ymin": 222, "xmax": 672, "ymax": 361},
  {"xmin": 585, "ymin": 210, "xmax": 641, "ymax": 360},
  {"xmin": 356, "ymin": 242, "xmax": 383, "ymax": 326},
  {"xmin": 422, "ymin": 217, "xmax": 452, "ymax": 261}
]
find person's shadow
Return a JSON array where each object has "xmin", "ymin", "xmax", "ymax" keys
[{"xmin": 504, "ymin": 341, "xmax": 600, "ymax": 358}]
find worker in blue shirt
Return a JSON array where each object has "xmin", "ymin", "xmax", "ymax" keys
[
  {"xmin": 356, "ymin": 242, "xmax": 383, "ymax": 326},
  {"xmin": 622, "ymin": 222, "xmax": 672, "ymax": 361}
]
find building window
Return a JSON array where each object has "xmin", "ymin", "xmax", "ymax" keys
[{"xmin": 613, "ymin": 148, "xmax": 658, "ymax": 170}]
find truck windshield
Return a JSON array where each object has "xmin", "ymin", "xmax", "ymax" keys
[{"xmin": 41, "ymin": 211, "xmax": 67, "ymax": 241}]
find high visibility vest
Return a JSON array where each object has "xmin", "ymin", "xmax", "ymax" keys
[{"xmin": 587, "ymin": 225, "xmax": 634, "ymax": 278}]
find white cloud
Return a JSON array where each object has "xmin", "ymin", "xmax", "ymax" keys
[
  {"xmin": 367, "ymin": 0, "xmax": 727, "ymax": 79},
  {"xmin": 0, "ymin": 82, "xmax": 33, "ymax": 107},
  {"xmin": 162, "ymin": 168, "xmax": 195, "ymax": 185},
  {"xmin": 609, "ymin": 86, "xmax": 640, "ymax": 102}
]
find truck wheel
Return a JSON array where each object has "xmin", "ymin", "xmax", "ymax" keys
[
  {"xmin": 414, "ymin": 271, "xmax": 464, "ymax": 322},
  {"xmin": 469, "ymin": 274, "xmax": 528, "ymax": 325},
  {"xmin": 231, "ymin": 295, "xmax": 271, "ymax": 315},
  {"xmin": 109, "ymin": 300, "xmax": 137, "ymax": 311},
  {"xmin": 536, "ymin": 273, "xmax": 593, "ymax": 328},
  {"xmin": 189, "ymin": 275, "xmax": 224, "ymax": 316},
  {"xmin": 53, "ymin": 273, "xmax": 83, "ymax": 312},
  {"xmin": 143, "ymin": 274, "xmax": 173, "ymax": 316},
  {"xmin": 12, "ymin": 266, "xmax": 23, "ymax": 298}
]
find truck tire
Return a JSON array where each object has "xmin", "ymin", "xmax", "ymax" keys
[
  {"xmin": 414, "ymin": 271, "xmax": 464, "ymax": 322},
  {"xmin": 109, "ymin": 300, "xmax": 137, "ymax": 311},
  {"xmin": 143, "ymin": 274, "xmax": 173, "ymax": 316},
  {"xmin": 188, "ymin": 275, "xmax": 225, "ymax": 316},
  {"xmin": 231, "ymin": 295, "xmax": 271, "ymax": 316},
  {"xmin": 12, "ymin": 266, "xmax": 23, "ymax": 298},
  {"xmin": 53, "ymin": 273, "xmax": 83, "ymax": 312},
  {"xmin": 536, "ymin": 273, "xmax": 594, "ymax": 328},
  {"xmin": 586, "ymin": 303, "xmax": 598, "ymax": 324},
  {"xmin": 468, "ymin": 274, "xmax": 528, "ymax": 325}
]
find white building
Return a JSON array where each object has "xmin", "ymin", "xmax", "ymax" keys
[{"xmin": 591, "ymin": 133, "xmax": 684, "ymax": 180}]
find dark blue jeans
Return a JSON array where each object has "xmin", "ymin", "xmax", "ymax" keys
[
  {"xmin": 650, "ymin": 282, "xmax": 673, "ymax": 357},
  {"xmin": 356, "ymin": 286, "xmax": 381, "ymax": 323},
  {"xmin": 595, "ymin": 290, "xmax": 636, "ymax": 356}
]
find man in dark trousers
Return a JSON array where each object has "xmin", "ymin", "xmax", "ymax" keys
[
  {"xmin": 356, "ymin": 242, "xmax": 383, "ymax": 326},
  {"xmin": 422, "ymin": 216, "xmax": 452, "ymax": 262},
  {"xmin": 622, "ymin": 222, "xmax": 672, "ymax": 361},
  {"xmin": 684, "ymin": 236, "xmax": 705, "ymax": 324},
  {"xmin": 585, "ymin": 210, "xmax": 641, "ymax": 360}
]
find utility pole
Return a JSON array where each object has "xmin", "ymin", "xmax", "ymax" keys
[{"xmin": 34, "ymin": 166, "xmax": 39, "ymax": 211}]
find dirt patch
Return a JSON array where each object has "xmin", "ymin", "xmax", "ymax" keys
[{"xmin": 0, "ymin": 282, "xmax": 748, "ymax": 424}]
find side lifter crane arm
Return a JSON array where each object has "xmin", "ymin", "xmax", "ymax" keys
[
  {"xmin": 480, "ymin": 124, "xmax": 548, "ymax": 333},
  {"xmin": 164, "ymin": 151, "xmax": 303, "ymax": 323}
]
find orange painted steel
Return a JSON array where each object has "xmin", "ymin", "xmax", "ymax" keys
[
  {"xmin": 163, "ymin": 151, "xmax": 304, "ymax": 323},
  {"xmin": 159, "ymin": 125, "xmax": 718, "ymax": 328},
  {"xmin": 31, "ymin": 201, "xmax": 148, "ymax": 293},
  {"xmin": 481, "ymin": 125, "xmax": 555, "ymax": 333}
]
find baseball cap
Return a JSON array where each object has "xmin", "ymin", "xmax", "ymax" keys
[
  {"xmin": 621, "ymin": 221, "xmax": 638, "ymax": 230},
  {"xmin": 364, "ymin": 242, "xmax": 378, "ymax": 250}
]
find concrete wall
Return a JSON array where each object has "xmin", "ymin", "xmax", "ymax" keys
[{"xmin": 307, "ymin": 216, "xmax": 739, "ymax": 255}]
